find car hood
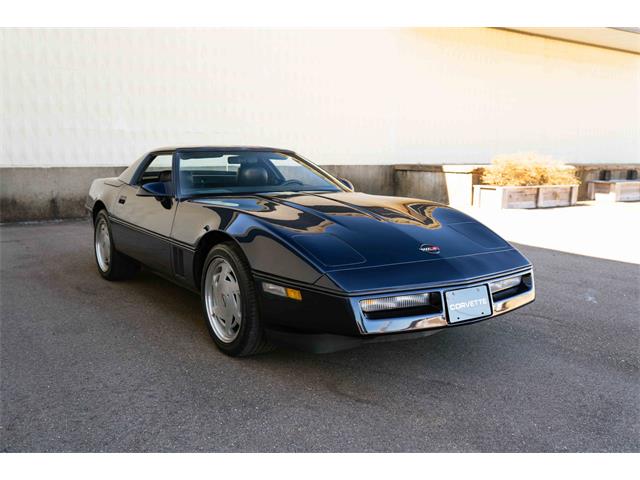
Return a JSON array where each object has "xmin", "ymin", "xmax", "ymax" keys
[{"xmin": 194, "ymin": 191, "xmax": 527, "ymax": 273}]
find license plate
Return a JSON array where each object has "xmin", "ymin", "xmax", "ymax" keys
[{"xmin": 445, "ymin": 285, "xmax": 492, "ymax": 324}]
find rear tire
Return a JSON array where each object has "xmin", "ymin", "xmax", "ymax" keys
[
  {"xmin": 201, "ymin": 242, "xmax": 274, "ymax": 356},
  {"xmin": 94, "ymin": 210, "xmax": 139, "ymax": 280}
]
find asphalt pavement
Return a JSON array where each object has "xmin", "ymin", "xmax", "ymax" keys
[{"xmin": 1, "ymin": 220, "xmax": 638, "ymax": 452}]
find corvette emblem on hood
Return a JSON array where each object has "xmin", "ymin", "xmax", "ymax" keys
[{"xmin": 419, "ymin": 244, "xmax": 440, "ymax": 254}]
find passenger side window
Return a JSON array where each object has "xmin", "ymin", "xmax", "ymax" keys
[{"xmin": 138, "ymin": 154, "xmax": 173, "ymax": 185}]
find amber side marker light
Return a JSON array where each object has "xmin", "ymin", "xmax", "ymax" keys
[{"xmin": 263, "ymin": 282, "xmax": 302, "ymax": 301}]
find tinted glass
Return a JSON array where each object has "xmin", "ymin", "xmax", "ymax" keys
[
  {"xmin": 177, "ymin": 151, "xmax": 342, "ymax": 196},
  {"xmin": 138, "ymin": 154, "xmax": 173, "ymax": 185}
]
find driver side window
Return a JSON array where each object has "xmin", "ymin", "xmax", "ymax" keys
[{"xmin": 138, "ymin": 154, "xmax": 173, "ymax": 185}]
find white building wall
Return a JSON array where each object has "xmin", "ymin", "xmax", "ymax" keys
[{"xmin": 1, "ymin": 28, "xmax": 639, "ymax": 167}]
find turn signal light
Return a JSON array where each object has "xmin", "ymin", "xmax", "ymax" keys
[
  {"xmin": 285, "ymin": 288, "xmax": 302, "ymax": 301},
  {"xmin": 263, "ymin": 282, "xmax": 302, "ymax": 301}
]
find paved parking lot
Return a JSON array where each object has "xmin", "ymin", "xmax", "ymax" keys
[{"xmin": 1, "ymin": 220, "xmax": 638, "ymax": 452}]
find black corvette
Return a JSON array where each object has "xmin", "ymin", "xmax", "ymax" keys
[{"xmin": 87, "ymin": 146, "xmax": 535, "ymax": 356}]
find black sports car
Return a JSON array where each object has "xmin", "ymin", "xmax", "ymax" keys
[{"xmin": 87, "ymin": 146, "xmax": 535, "ymax": 356}]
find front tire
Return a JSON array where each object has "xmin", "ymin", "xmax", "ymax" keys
[
  {"xmin": 94, "ymin": 210, "xmax": 139, "ymax": 280},
  {"xmin": 201, "ymin": 242, "xmax": 274, "ymax": 356}
]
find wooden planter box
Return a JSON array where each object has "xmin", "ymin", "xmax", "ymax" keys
[
  {"xmin": 586, "ymin": 180, "xmax": 640, "ymax": 202},
  {"xmin": 473, "ymin": 185, "xmax": 579, "ymax": 209}
]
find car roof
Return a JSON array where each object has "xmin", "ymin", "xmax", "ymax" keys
[{"xmin": 150, "ymin": 145, "xmax": 297, "ymax": 155}]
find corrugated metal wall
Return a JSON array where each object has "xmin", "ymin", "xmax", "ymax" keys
[{"xmin": 2, "ymin": 28, "xmax": 639, "ymax": 167}]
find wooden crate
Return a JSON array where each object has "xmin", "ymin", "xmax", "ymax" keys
[
  {"xmin": 473, "ymin": 185, "xmax": 579, "ymax": 209},
  {"xmin": 587, "ymin": 180, "xmax": 640, "ymax": 202},
  {"xmin": 537, "ymin": 185, "xmax": 579, "ymax": 208}
]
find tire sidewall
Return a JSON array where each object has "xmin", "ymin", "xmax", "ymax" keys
[{"xmin": 201, "ymin": 243, "xmax": 259, "ymax": 356}]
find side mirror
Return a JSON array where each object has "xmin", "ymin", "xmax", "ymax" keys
[
  {"xmin": 339, "ymin": 178, "xmax": 355, "ymax": 192},
  {"xmin": 137, "ymin": 182, "xmax": 173, "ymax": 209},
  {"xmin": 137, "ymin": 182, "xmax": 171, "ymax": 198}
]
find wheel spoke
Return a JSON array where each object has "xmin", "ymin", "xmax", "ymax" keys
[
  {"xmin": 204, "ymin": 257, "xmax": 243, "ymax": 343},
  {"xmin": 95, "ymin": 219, "xmax": 111, "ymax": 272}
]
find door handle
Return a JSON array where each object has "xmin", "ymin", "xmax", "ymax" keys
[{"xmin": 118, "ymin": 196, "xmax": 127, "ymax": 205}]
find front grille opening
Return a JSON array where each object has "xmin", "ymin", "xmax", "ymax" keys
[
  {"xmin": 363, "ymin": 292, "xmax": 443, "ymax": 320},
  {"xmin": 491, "ymin": 273, "xmax": 532, "ymax": 302}
]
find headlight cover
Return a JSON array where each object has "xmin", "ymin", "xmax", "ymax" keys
[
  {"xmin": 360, "ymin": 293, "xmax": 432, "ymax": 313},
  {"xmin": 489, "ymin": 276, "xmax": 522, "ymax": 293}
]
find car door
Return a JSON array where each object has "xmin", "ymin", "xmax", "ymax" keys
[{"xmin": 109, "ymin": 152, "xmax": 177, "ymax": 274}]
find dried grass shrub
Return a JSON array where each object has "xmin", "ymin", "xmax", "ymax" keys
[{"xmin": 481, "ymin": 153, "xmax": 580, "ymax": 186}]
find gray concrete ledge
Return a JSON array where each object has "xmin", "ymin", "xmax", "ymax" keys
[
  {"xmin": 395, "ymin": 164, "xmax": 488, "ymax": 173},
  {"xmin": 324, "ymin": 164, "xmax": 395, "ymax": 196},
  {"xmin": 1, "ymin": 167, "xmax": 127, "ymax": 223},
  {"xmin": 0, "ymin": 165, "xmax": 394, "ymax": 223},
  {"xmin": 1, "ymin": 163, "xmax": 638, "ymax": 223}
]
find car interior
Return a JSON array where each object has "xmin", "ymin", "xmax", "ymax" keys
[
  {"xmin": 139, "ymin": 162, "xmax": 280, "ymax": 194},
  {"xmin": 139, "ymin": 169, "xmax": 174, "ymax": 194},
  {"xmin": 181, "ymin": 163, "xmax": 268, "ymax": 190},
  {"xmin": 180, "ymin": 155, "xmax": 282, "ymax": 191},
  {"xmin": 136, "ymin": 151, "xmax": 336, "ymax": 195}
]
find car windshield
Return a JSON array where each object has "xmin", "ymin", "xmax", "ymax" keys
[{"xmin": 177, "ymin": 150, "xmax": 343, "ymax": 196}]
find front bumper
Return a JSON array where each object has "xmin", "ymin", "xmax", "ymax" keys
[
  {"xmin": 258, "ymin": 267, "xmax": 535, "ymax": 353},
  {"xmin": 349, "ymin": 267, "xmax": 535, "ymax": 335}
]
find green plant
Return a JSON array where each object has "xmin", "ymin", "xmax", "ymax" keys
[{"xmin": 481, "ymin": 153, "xmax": 580, "ymax": 186}]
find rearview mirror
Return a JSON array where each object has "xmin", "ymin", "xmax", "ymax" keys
[{"xmin": 339, "ymin": 178, "xmax": 355, "ymax": 191}]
